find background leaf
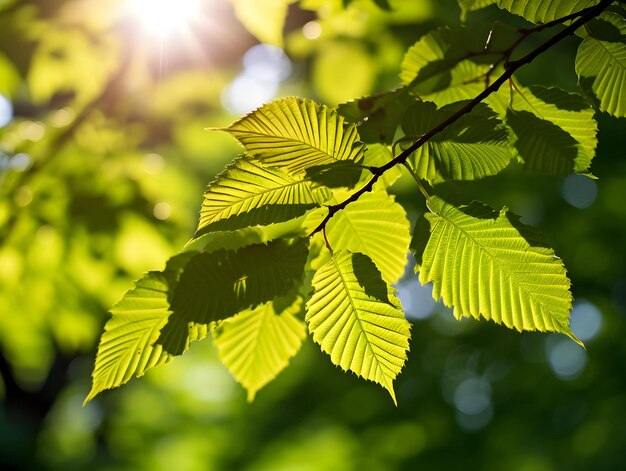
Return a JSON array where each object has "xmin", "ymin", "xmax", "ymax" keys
[
  {"xmin": 306, "ymin": 251, "xmax": 411, "ymax": 403},
  {"xmin": 229, "ymin": 0, "xmax": 292, "ymax": 47},
  {"xmin": 413, "ymin": 197, "xmax": 580, "ymax": 344}
]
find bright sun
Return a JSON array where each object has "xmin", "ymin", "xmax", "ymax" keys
[{"xmin": 128, "ymin": 0, "xmax": 202, "ymax": 36}]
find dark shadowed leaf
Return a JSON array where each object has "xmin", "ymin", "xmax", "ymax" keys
[
  {"xmin": 158, "ymin": 238, "xmax": 308, "ymax": 355},
  {"xmin": 401, "ymin": 101, "xmax": 513, "ymax": 181}
]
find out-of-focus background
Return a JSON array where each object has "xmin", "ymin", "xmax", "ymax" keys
[{"xmin": 0, "ymin": 0, "xmax": 625, "ymax": 469}]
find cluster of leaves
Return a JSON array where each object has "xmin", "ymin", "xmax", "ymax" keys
[{"xmin": 87, "ymin": 0, "xmax": 626, "ymax": 404}]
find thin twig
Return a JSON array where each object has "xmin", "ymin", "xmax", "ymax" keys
[{"xmin": 309, "ymin": 0, "xmax": 614, "ymax": 237}]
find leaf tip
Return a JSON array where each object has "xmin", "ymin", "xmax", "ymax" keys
[
  {"xmin": 83, "ymin": 388, "xmax": 99, "ymax": 407},
  {"xmin": 385, "ymin": 382, "xmax": 398, "ymax": 407},
  {"xmin": 204, "ymin": 126, "xmax": 226, "ymax": 132},
  {"xmin": 568, "ymin": 331, "xmax": 586, "ymax": 350},
  {"xmin": 246, "ymin": 389, "xmax": 257, "ymax": 403}
]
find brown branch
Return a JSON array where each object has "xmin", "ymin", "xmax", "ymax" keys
[{"xmin": 309, "ymin": 0, "xmax": 615, "ymax": 237}]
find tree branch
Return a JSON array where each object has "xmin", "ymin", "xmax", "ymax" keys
[{"xmin": 309, "ymin": 0, "xmax": 614, "ymax": 237}]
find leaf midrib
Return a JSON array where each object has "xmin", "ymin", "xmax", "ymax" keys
[
  {"xmin": 330, "ymin": 255, "xmax": 387, "ymax": 380},
  {"xmin": 593, "ymin": 37, "xmax": 626, "ymax": 68},
  {"xmin": 229, "ymin": 129, "xmax": 345, "ymax": 163}
]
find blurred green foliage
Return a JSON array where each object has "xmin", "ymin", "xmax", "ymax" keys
[{"xmin": 0, "ymin": 0, "xmax": 625, "ymax": 470}]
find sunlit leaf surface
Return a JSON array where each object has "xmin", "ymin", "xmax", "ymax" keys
[
  {"xmin": 413, "ymin": 197, "xmax": 580, "ymax": 345},
  {"xmin": 221, "ymin": 97, "xmax": 366, "ymax": 175},
  {"xmin": 306, "ymin": 251, "xmax": 411, "ymax": 403},
  {"xmin": 214, "ymin": 294, "xmax": 306, "ymax": 401}
]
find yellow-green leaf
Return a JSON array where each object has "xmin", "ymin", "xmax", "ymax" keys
[
  {"xmin": 85, "ymin": 254, "xmax": 208, "ymax": 403},
  {"xmin": 507, "ymin": 85, "xmax": 598, "ymax": 175},
  {"xmin": 326, "ymin": 190, "xmax": 411, "ymax": 284},
  {"xmin": 230, "ymin": 0, "xmax": 292, "ymax": 47},
  {"xmin": 400, "ymin": 28, "xmax": 491, "ymax": 107},
  {"xmin": 306, "ymin": 250, "xmax": 411, "ymax": 403},
  {"xmin": 158, "ymin": 238, "xmax": 308, "ymax": 355},
  {"xmin": 220, "ymin": 97, "xmax": 366, "ymax": 176},
  {"xmin": 196, "ymin": 156, "xmax": 331, "ymax": 237},
  {"xmin": 412, "ymin": 197, "xmax": 581, "ymax": 345},
  {"xmin": 576, "ymin": 12, "xmax": 626, "ymax": 118},
  {"xmin": 402, "ymin": 101, "xmax": 513, "ymax": 181},
  {"xmin": 214, "ymin": 295, "xmax": 306, "ymax": 401},
  {"xmin": 495, "ymin": 0, "xmax": 600, "ymax": 24}
]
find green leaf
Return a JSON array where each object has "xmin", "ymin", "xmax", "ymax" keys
[
  {"xmin": 230, "ymin": 0, "xmax": 292, "ymax": 47},
  {"xmin": 196, "ymin": 156, "xmax": 331, "ymax": 238},
  {"xmin": 401, "ymin": 27, "xmax": 455, "ymax": 85},
  {"xmin": 337, "ymin": 87, "xmax": 416, "ymax": 144},
  {"xmin": 400, "ymin": 28, "xmax": 491, "ymax": 107},
  {"xmin": 305, "ymin": 160, "xmax": 365, "ymax": 189},
  {"xmin": 220, "ymin": 97, "xmax": 366, "ymax": 176},
  {"xmin": 306, "ymin": 251, "xmax": 411, "ymax": 403},
  {"xmin": 494, "ymin": 0, "xmax": 600, "ymax": 24},
  {"xmin": 0, "ymin": 52, "xmax": 21, "ymax": 98},
  {"xmin": 373, "ymin": 0, "xmax": 392, "ymax": 10},
  {"xmin": 458, "ymin": 0, "xmax": 498, "ymax": 20},
  {"xmin": 576, "ymin": 12, "xmax": 626, "ymax": 118},
  {"xmin": 326, "ymin": 190, "xmax": 411, "ymax": 284},
  {"xmin": 214, "ymin": 294, "xmax": 306, "ymax": 402},
  {"xmin": 158, "ymin": 238, "xmax": 308, "ymax": 355},
  {"xmin": 412, "ymin": 197, "xmax": 581, "ymax": 345},
  {"xmin": 401, "ymin": 101, "xmax": 513, "ymax": 181},
  {"xmin": 28, "ymin": 27, "xmax": 118, "ymax": 106},
  {"xmin": 361, "ymin": 144, "xmax": 402, "ymax": 188},
  {"xmin": 507, "ymin": 85, "xmax": 598, "ymax": 175},
  {"xmin": 85, "ymin": 253, "xmax": 207, "ymax": 403}
]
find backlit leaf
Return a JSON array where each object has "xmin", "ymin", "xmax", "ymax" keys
[
  {"xmin": 412, "ymin": 197, "xmax": 581, "ymax": 345},
  {"xmin": 85, "ymin": 253, "xmax": 207, "ymax": 403},
  {"xmin": 458, "ymin": 0, "xmax": 498, "ymax": 20},
  {"xmin": 576, "ymin": 12, "xmax": 626, "ymax": 117},
  {"xmin": 506, "ymin": 86, "xmax": 598, "ymax": 175},
  {"xmin": 221, "ymin": 97, "xmax": 366, "ymax": 176},
  {"xmin": 495, "ymin": 0, "xmax": 600, "ymax": 24},
  {"xmin": 306, "ymin": 251, "xmax": 411, "ymax": 403},
  {"xmin": 230, "ymin": 0, "xmax": 292, "ymax": 47},
  {"xmin": 326, "ymin": 190, "xmax": 411, "ymax": 284},
  {"xmin": 361, "ymin": 144, "xmax": 402, "ymax": 188},
  {"xmin": 214, "ymin": 294, "xmax": 306, "ymax": 401},
  {"xmin": 400, "ymin": 28, "xmax": 491, "ymax": 107},
  {"xmin": 196, "ymin": 156, "xmax": 331, "ymax": 238},
  {"xmin": 305, "ymin": 160, "xmax": 365, "ymax": 189},
  {"xmin": 402, "ymin": 101, "xmax": 513, "ymax": 181},
  {"xmin": 337, "ymin": 87, "xmax": 416, "ymax": 144}
]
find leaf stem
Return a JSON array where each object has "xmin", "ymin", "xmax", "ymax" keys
[
  {"xmin": 401, "ymin": 162, "xmax": 430, "ymax": 200},
  {"xmin": 323, "ymin": 226, "xmax": 333, "ymax": 253}
]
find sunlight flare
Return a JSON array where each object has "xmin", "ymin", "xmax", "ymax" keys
[{"xmin": 128, "ymin": 0, "xmax": 202, "ymax": 36}]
